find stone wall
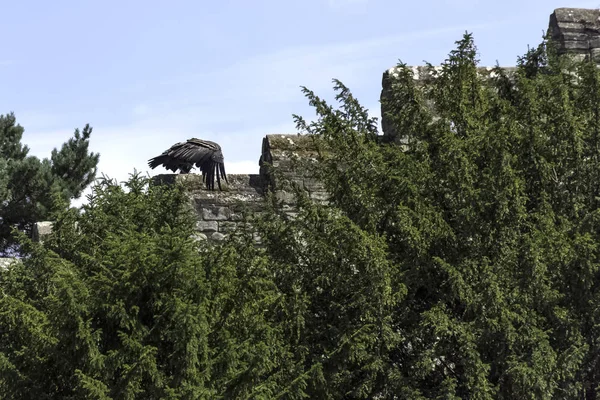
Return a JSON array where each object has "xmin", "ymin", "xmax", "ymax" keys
[
  {"xmin": 151, "ymin": 134, "xmax": 326, "ymax": 242},
  {"xmin": 29, "ymin": 7, "xmax": 599, "ymax": 245},
  {"xmin": 153, "ymin": 173, "xmax": 266, "ymax": 242},
  {"xmin": 549, "ymin": 8, "xmax": 600, "ymax": 62},
  {"xmin": 33, "ymin": 134, "xmax": 326, "ymax": 244}
]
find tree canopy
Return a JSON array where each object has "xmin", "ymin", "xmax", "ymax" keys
[
  {"xmin": 4, "ymin": 32, "xmax": 600, "ymax": 399},
  {"xmin": 0, "ymin": 113, "xmax": 99, "ymax": 255}
]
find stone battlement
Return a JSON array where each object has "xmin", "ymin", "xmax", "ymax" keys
[
  {"xmin": 171, "ymin": 134, "xmax": 325, "ymax": 241},
  {"xmin": 549, "ymin": 7, "xmax": 600, "ymax": 61}
]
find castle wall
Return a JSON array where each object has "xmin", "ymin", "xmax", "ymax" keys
[
  {"xmin": 549, "ymin": 8, "xmax": 600, "ymax": 62},
  {"xmin": 380, "ymin": 66, "xmax": 518, "ymax": 144},
  {"xmin": 151, "ymin": 134, "xmax": 325, "ymax": 242}
]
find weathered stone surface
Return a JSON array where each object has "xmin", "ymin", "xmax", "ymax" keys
[
  {"xmin": 218, "ymin": 221, "xmax": 238, "ymax": 233},
  {"xmin": 154, "ymin": 173, "xmax": 265, "ymax": 205},
  {"xmin": 549, "ymin": 8, "xmax": 600, "ymax": 58},
  {"xmin": 309, "ymin": 191, "xmax": 330, "ymax": 203},
  {"xmin": 150, "ymin": 134, "xmax": 324, "ymax": 242},
  {"xmin": 32, "ymin": 221, "xmax": 53, "ymax": 242},
  {"xmin": 202, "ymin": 206, "xmax": 230, "ymax": 221},
  {"xmin": 211, "ymin": 232, "xmax": 226, "ymax": 241},
  {"xmin": 562, "ymin": 40, "xmax": 591, "ymax": 50},
  {"xmin": 230, "ymin": 212, "xmax": 244, "ymax": 221},
  {"xmin": 193, "ymin": 233, "xmax": 208, "ymax": 241},
  {"xmin": 260, "ymin": 134, "xmax": 322, "ymax": 188},
  {"xmin": 274, "ymin": 190, "xmax": 296, "ymax": 204},
  {"xmin": 196, "ymin": 220, "xmax": 218, "ymax": 233}
]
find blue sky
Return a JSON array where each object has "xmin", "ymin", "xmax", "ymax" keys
[{"xmin": 1, "ymin": 0, "xmax": 599, "ymax": 204}]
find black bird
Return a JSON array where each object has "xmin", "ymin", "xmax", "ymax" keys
[{"xmin": 148, "ymin": 138, "xmax": 228, "ymax": 190}]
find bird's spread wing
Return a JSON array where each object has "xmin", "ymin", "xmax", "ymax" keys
[
  {"xmin": 165, "ymin": 140, "xmax": 217, "ymax": 165},
  {"xmin": 148, "ymin": 138, "xmax": 227, "ymax": 190}
]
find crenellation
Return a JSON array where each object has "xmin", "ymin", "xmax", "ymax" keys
[
  {"xmin": 148, "ymin": 134, "xmax": 325, "ymax": 242},
  {"xmin": 549, "ymin": 8, "xmax": 600, "ymax": 62}
]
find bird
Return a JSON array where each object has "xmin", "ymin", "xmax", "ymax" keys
[{"xmin": 148, "ymin": 138, "xmax": 228, "ymax": 190}]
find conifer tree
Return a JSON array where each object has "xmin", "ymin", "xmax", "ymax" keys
[
  {"xmin": 0, "ymin": 113, "xmax": 99, "ymax": 255},
  {"xmin": 0, "ymin": 173, "xmax": 291, "ymax": 399},
  {"xmin": 292, "ymin": 32, "xmax": 598, "ymax": 398}
]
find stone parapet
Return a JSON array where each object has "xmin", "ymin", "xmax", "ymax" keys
[
  {"xmin": 260, "ymin": 134, "xmax": 327, "ymax": 207},
  {"xmin": 153, "ymin": 173, "xmax": 266, "ymax": 242},
  {"xmin": 549, "ymin": 8, "xmax": 600, "ymax": 62},
  {"xmin": 380, "ymin": 7, "xmax": 600, "ymax": 143}
]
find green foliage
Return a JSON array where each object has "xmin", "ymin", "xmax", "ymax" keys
[
  {"xmin": 255, "ymin": 193, "xmax": 404, "ymax": 399},
  {"xmin": 292, "ymin": 32, "xmax": 600, "ymax": 398},
  {"xmin": 6, "ymin": 30, "xmax": 600, "ymax": 399},
  {"xmin": 0, "ymin": 113, "xmax": 99, "ymax": 255},
  {"xmin": 0, "ymin": 174, "xmax": 288, "ymax": 399}
]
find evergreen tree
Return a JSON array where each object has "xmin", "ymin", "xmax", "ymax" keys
[
  {"xmin": 254, "ymin": 192, "xmax": 403, "ymax": 399},
  {"xmin": 291, "ymin": 32, "xmax": 599, "ymax": 398},
  {"xmin": 0, "ymin": 113, "xmax": 99, "ymax": 255},
  {"xmin": 0, "ymin": 173, "xmax": 291, "ymax": 399}
]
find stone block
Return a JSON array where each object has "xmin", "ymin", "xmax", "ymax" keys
[
  {"xmin": 211, "ymin": 232, "xmax": 226, "ymax": 241},
  {"xmin": 554, "ymin": 21, "xmax": 586, "ymax": 32},
  {"xmin": 193, "ymin": 233, "xmax": 208, "ymax": 241},
  {"xmin": 218, "ymin": 221, "xmax": 238, "ymax": 232},
  {"xmin": 32, "ymin": 221, "xmax": 53, "ymax": 242},
  {"xmin": 202, "ymin": 206, "xmax": 230, "ymax": 221},
  {"xmin": 310, "ymin": 191, "xmax": 330, "ymax": 202},
  {"xmin": 196, "ymin": 220, "xmax": 218, "ymax": 233},
  {"xmin": 562, "ymin": 40, "xmax": 591, "ymax": 50},
  {"xmin": 275, "ymin": 190, "xmax": 296, "ymax": 204},
  {"xmin": 561, "ymin": 32, "xmax": 591, "ymax": 42},
  {"xmin": 590, "ymin": 37, "xmax": 600, "ymax": 48},
  {"xmin": 303, "ymin": 178, "xmax": 325, "ymax": 192},
  {"xmin": 230, "ymin": 212, "xmax": 244, "ymax": 221}
]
